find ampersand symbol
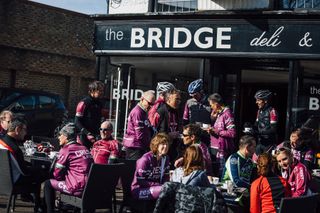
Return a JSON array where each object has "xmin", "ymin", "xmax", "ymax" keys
[{"xmin": 299, "ymin": 32, "xmax": 313, "ymax": 47}]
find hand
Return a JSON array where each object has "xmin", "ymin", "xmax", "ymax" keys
[
  {"xmin": 87, "ymin": 134, "xmax": 96, "ymax": 143},
  {"xmin": 174, "ymin": 157, "xmax": 184, "ymax": 168},
  {"xmin": 208, "ymin": 128, "xmax": 219, "ymax": 138}
]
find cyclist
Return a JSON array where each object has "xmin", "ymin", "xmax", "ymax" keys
[{"xmin": 254, "ymin": 90, "xmax": 278, "ymax": 155}]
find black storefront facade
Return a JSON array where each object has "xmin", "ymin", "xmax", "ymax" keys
[{"xmin": 92, "ymin": 12, "xmax": 320, "ymax": 141}]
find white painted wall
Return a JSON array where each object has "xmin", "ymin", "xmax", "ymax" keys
[{"xmin": 198, "ymin": 0, "xmax": 271, "ymax": 10}]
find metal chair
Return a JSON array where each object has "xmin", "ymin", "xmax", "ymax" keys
[
  {"xmin": 60, "ymin": 163, "xmax": 124, "ymax": 213},
  {"xmin": 118, "ymin": 159, "xmax": 155, "ymax": 213},
  {"xmin": 0, "ymin": 149, "xmax": 40, "ymax": 213},
  {"xmin": 279, "ymin": 193, "xmax": 319, "ymax": 213}
]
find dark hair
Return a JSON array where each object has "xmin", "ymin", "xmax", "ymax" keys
[
  {"xmin": 88, "ymin": 81, "xmax": 104, "ymax": 93},
  {"xmin": 7, "ymin": 117, "xmax": 27, "ymax": 132},
  {"xmin": 183, "ymin": 145, "xmax": 204, "ymax": 176},
  {"xmin": 208, "ymin": 93, "xmax": 223, "ymax": 104},
  {"xmin": 239, "ymin": 135, "xmax": 256, "ymax": 149},
  {"xmin": 164, "ymin": 89, "xmax": 180, "ymax": 102},
  {"xmin": 150, "ymin": 133, "xmax": 170, "ymax": 155},
  {"xmin": 183, "ymin": 124, "xmax": 201, "ymax": 141},
  {"xmin": 257, "ymin": 153, "xmax": 273, "ymax": 176}
]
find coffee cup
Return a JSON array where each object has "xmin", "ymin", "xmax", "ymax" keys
[
  {"xmin": 212, "ymin": 177, "xmax": 219, "ymax": 185},
  {"xmin": 202, "ymin": 123, "xmax": 210, "ymax": 129}
]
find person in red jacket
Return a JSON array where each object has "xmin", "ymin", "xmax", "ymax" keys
[
  {"xmin": 91, "ymin": 120, "xmax": 119, "ymax": 164},
  {"xmin": 250, "ymin": 153, "xmax": 291, "ymax": 213}
]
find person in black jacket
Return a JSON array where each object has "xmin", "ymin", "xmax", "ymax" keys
[
  {"xmin": 75, "ymin": 80, "xmax": 105, "ymax": 149},
  {"xmin": 254, "ymin": 90, "xmax": 278, "ymax": 155},
  {"xmin": 0, "ymin": 117, "xmax": 48, "ymax": 212}
]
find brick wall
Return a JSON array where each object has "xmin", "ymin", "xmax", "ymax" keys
[{"xmin": 0, "ymin": 0, "xmax": 96, "ymax": 115}]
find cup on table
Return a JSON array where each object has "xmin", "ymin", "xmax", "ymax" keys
[
  {"xmin": 226, "ymin": 180, "xmax": 233, "ymax": 194},
  {"xmin": 202, "ymin": 123, "xmax": 211, "ymax": 130},
  {"xmin": 211, "ymin": 176, "xmax": 219, "ymax": 185}
]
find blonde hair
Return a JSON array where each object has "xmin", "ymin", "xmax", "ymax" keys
[
  {"xmin": 183, "ymin": 145, "xmax": 204, "ymax": 176},
  {"xmin": 0, "ymin": 110, "xmax": 13, "ymax": 120}
]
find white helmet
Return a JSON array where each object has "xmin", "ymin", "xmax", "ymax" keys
[{"xmin": 156, "ymin": 82, "xmax": 175, "ymax": 94}]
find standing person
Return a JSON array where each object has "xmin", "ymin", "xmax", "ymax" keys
[
  {"xmin": 91, "ymin": 121, "xmax": 119, "ymax": 164},
  {"xmin": 0, "ymin": 117, "xmax": 48, "ymax": 212},
  {"xmin": 222, "ymin": 135, "xmax": 256, "ymax": 189},
  {"xmin": 183, "ymin": 79, "xmax": 211, "ymax": 126},
  {"xmin": 148, "ymin": 81, "xmax": 176, "ymax": 127},
  {"xmin": 275, "ymin": 147, "xmax": 311, "ymax": 197},
  {"xmin": 176, "ymin": 124, "xmax": 213, "ymax": 177},
  {"xmin": 171, "ymin": 144, "xmax": 211, "ymax": 187},
  {"xmin": 75, "ymin": 80, "xmax": 105, "ymax": 149},
  {"xmin": 254, "ymin": 90, "xmax": 278, "ymax": 155},
  {"xmin": 250, "ymin": 153, "xmax": 291, "ymax": 213},
  {"xmin": 44, "ymin": 123, "xmax": 93, "ymax": 213},
  {"xmin": 123, "ymin": 90, "xmax": 156, "ymax": 160},
  {"xmin": 0, "ymin": 110, "xmax": 13, "ymax": 137},
  {"xmin": 131, "ymin": 133, "xmax": 170, "ymax": 200},
  {"xmin": 153, "ymin": 89, "xmax": 182, "ymax": 164},
  {"xmin": 207, "ymin": 93, "xmax": 236, "ymax": 177}
]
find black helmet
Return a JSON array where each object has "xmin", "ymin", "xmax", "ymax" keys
[{"xmin": 254, "ymin": 90, "xmax": 272, "ymax": 100}]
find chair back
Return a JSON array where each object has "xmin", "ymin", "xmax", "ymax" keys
[
  {"xmin": 279, "ymin": 193, "xmax": 319, "ymax": 213},
  {"xmin": 81, "ymin": 163, "xmax": 124, "ymax": 210},
  {"xmin": 0, "ymin": 149, "xmax": 14, "ymax": 195},
  {"xmin": 118, "ymin": 159, "xmax": 136, "ymax": 203}
]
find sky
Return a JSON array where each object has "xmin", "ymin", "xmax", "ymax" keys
[{"xmin": 30, "ymin": 0, "xmax": 108, "ymax": 15}]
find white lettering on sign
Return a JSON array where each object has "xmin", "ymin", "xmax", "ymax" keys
[
  {"xmin": 250, "ymin": 26, "xmax": 283, "ymax": 47},
  {"xmin": 105, "ymin": 28, "xmax": 123, "ymax": 41},
  {"xmin": 309, "ymin": 97, "xmax": 319, "ymax": 110},
  {"xmin": 130, "ymin": 27, "xmax": 232, "ymax": 49},
  {"xmin": 112, "ymin": 89, "xmax": 144, "ymax": 101},
  {"xmin": 131, "ymin": 28, "xmax": 145, "ymax": 48},
  {"xmin": 217, "ymin": 27, "xmax": 232, "ymax": 49}
]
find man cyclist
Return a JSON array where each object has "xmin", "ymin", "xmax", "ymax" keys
[
  {"xmin": 183, "ymin": 79, "xmax": 211, "ymax": 126},
  {"xmin": 75, "ymin": 80, "xmax": 105, "ymax": 149},
  {"xmin": 148, "ymin": 81, "xmax": 176, "ymax": 127},
  {"xmin": 254, "ymin": 90, "xmax": 278, "ymax": 155}
]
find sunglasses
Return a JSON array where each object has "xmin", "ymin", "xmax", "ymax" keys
[
  {"xmin": 182, "ymin": 133, "xmax": 191, "ymax": 137},
  {"xmin": 144, "ymin": 98, "xmax": 154, "ymax": 106},
  {"xmin": 100, "ymin": 128, "xmax": 112, "ymax": 132}
]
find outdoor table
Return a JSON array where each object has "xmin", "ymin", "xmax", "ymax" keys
[{"xmin": 213, "ymin": 183, "xmax": 250, "ymax": 213}]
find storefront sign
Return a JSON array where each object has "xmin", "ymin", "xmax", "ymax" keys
[
  {"xmin": 309, "ymin": 85, "xmax": 320, "ymax": 110},
  {"xmin": 94, "ymin": 19, "xmax": 320, "ymax": 58}
]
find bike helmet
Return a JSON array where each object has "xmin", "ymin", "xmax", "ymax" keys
[
  {"xmin": 254, "ymin": 90, "xmax": 272, "ymax": 100},
  {"xmin": 156, "ymin": 82, "xmax": 175, "ymax": 94},
  {"xmin": 188, "ymin": 79, "xmax": 203, "ymax": 94}
]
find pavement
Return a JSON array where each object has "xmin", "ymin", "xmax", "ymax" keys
[{"xmin": 0, "ymin": 189, "xmax": 124, "ymax": 213}]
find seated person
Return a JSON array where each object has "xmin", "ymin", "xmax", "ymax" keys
[
  {"xmin": 44, "ymin": 123, "xmax": 93, "ymax": 213},
  {"xmin": 175, "ymin": 124, "xmax": 213, "ymax": 177},
  {"xmin": 0, "ymin": 110, "xmax": 13, "ymax": 137},
  {"xmin": 275, "ymin": 147, "xmax": 311, "ymax": 197},
  {"xmin": 222, "ymin": 135, "xmax": 257, "ymax": 189},
  {"xmin": 0, "ymin": 117, "xmax": 48, "ymax": 211},
  {"xmin": 131, "ymin": 133, "xmax": 170, "ymax": 200},
  {"xmin": 91, "ymin": 121, "xmax": 119, "ymax": 164},
  {"xmin": 250, "ymin": 153, "xmax": 291, "ymax": 213},
  {"xmin": 171, "ymin": 144, "xmax": 210, "ymax": 187}
]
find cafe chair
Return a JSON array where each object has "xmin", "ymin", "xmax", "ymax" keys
[
  {"xmin": 117, "ymin": 159, "xmax": 154, "ymax": 213},
  {"xmin": 278, "ymin": 193, "xmax": 319, "ymax": 213},
  {"xmin": 154, "ymin": 182, "xmax": 227, "ymax": 213},
  {"xmin": 0, "ymin": 149, "xmax": 40, "ymax": 213},
  {"xmin": 59, "ymin": 163, "xmax": 124, "ymax": 213}
]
